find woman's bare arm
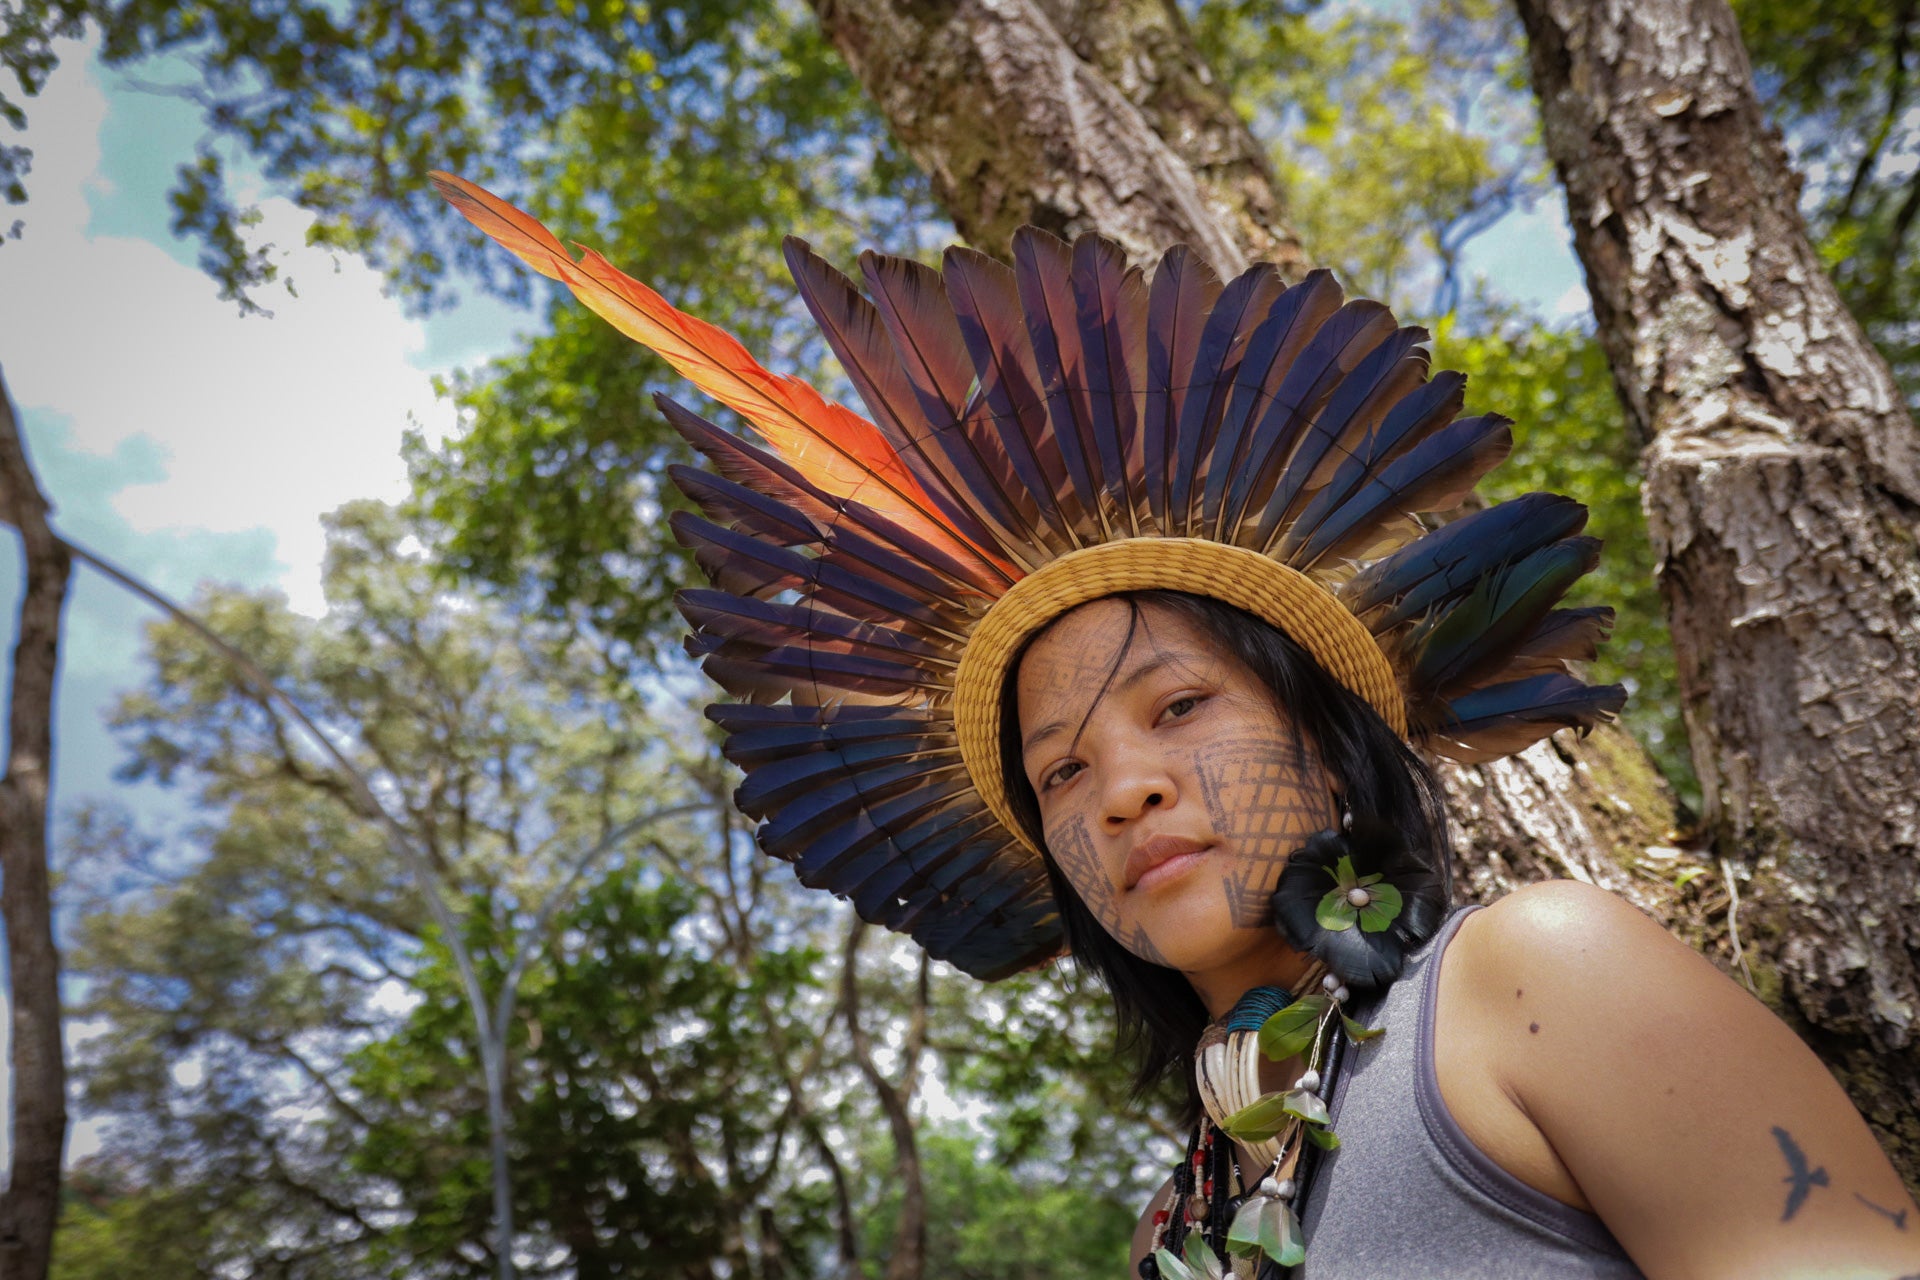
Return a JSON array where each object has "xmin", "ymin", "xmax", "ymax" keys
[{"xmin": 1451, "ymin": 880, "xmax": 1920, "ymax": 1280}]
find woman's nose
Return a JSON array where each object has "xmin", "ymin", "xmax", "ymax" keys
[{"xmin": 1101, "ymin": 752, "xmax": 1178, "ymax": 828}]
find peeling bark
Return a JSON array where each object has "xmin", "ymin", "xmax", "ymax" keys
[
  {"xmin": 1515, "ymin": 0, "xmax": 1920, "ymax": 1182},
  {"xmin": 806, "ymin": 0, "xmax": 1307, "ymax": 275},
  {"xmin": 0, "ymin": 366, "xmax": 72, "ymax": 1280}
]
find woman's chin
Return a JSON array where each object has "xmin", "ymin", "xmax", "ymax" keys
[{"xmin": 1119, "ymin": 896, "xmax": 1280, "ymax": 975}]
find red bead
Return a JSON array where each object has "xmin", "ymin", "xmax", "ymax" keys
[{"xmin": 1153, "ymin": 1210, "xmax": 1169, "ymax": 1227}]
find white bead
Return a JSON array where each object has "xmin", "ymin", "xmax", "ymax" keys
[
  {"xmin": 1333, "ymin": 985, "xmax": 1351, "ymax": 1004},
  {"xmin": 1321, "ymin": 974, "xmax": 1339, "ymax": 992},
  {"xmin": 1259, "ymin": 1176, "xmax": 1283, "ymax": 1199},
  {"xmin": 1346, "ymin": 887, "xmax": 1372, "ymax": 907},
  {"xmin": 1296, "ymin": 1070, "xmax": 1321, "ymax": 1092},
  {"xmin": 1275, "ymin": 1178, "xmax": 1297, "ymax": 1200}
]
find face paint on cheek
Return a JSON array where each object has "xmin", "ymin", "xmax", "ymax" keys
[
  {"xmin": 1047, "ymin": 812, "xmax": 1173, "ymax": 967},
  {"xmin": 1194, "ymin": 735, "xmax": 1331, "ymax": 928}
]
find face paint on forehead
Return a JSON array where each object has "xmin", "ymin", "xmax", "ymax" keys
[
  {"xmin": 1018, "ymin": 601, "xmax": 1221, "ymax": 748},
  {"xmin": 1193, "ymin": 732, "xmax": 1332, "ymax": 928}
]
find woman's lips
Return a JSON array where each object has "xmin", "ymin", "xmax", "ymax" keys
[{"xmin": 1124, "ymin": 835, "xmax": 1213, "ymax": 891}]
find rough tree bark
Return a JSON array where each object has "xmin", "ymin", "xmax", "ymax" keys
[
  {"xmin": 1514, "ymin": 0, "xmax": 1920, "ymax": 1183},
  {"xmin": 810, "ymin": 0, "xmax": 1307, "ymax": 277},
  {"xmin": 0, "ymin": 366, "xmax": 73, "ymax": 1280},
  {"xmin": 805, "ymin": 0, "xmax": 1703, "ymax": 921}
]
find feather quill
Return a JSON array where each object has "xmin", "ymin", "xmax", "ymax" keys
[
  {"xmin": 1199, "ymin": 270, "xmax": 1346, "ymax": 538},
  {"xmin": 1428, "ymin": 673, "xmax": 1627, "ymax": 763},
  {"xmin": 1072, "ymin": 233, "xmax": 1150, "ymax": 536},
  {"xmin": 861, "ymin": 253, "xmax": 1054, "ymax": 566},
  {"xmin": 1280, "ymin": 370, "xmax": 1466, "ymax": 568},
  {"xmin": 1219, "ymin": 298, "xmax": 1397, "ymax": 541},
  {"xmin": 658, "ymin": 395, "xmax": 1004, "ymax": 596},
  {"xmin": 1342, "ymin": 492, "xmax": 1589, "ymax": 629},
  {"xmin": 1246, "ymin": 326, "xmax": 1429, "ymax": 552},
  {"xmin": 1014, "ymin": 227, "xmax": 1109, "ymax": 540}
]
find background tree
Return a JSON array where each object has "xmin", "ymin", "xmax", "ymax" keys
[
  {"xmin": 53, "ymin": 501, "xmax": 1163, "ymax": 1277},
  {"xmin": 0, "ymin": 370, "xmax": 73, "ymax": 1279},
  {"xmin": 1514, "ymin": 0, "xmax": 1920, "ymax": 1177},
  {"xmin": 1734, "ymin": 0, "xmax": 1920, "ymax": 400}
]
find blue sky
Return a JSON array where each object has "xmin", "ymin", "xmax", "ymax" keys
[{"xmin": 0, "ymin": 31, "xmax": 1591, "ymax": 1168}]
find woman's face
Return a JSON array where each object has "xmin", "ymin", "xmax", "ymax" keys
[{"xmin": 1015, "ymin": 599, "xmax": 1335, "ymax": 984}]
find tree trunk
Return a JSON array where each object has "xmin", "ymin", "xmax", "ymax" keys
[
  {"xmin": 804, "ymin": 0, "xmax": 1692, "ymax": 908},
  {"xmin": 841, "ymin": 924, "xmax": 925, "ymax": 1280},
  {"xmin": 808, "ymin": 0, "xmax": 1307, "ymax": 277},
  {"xmin": 1514, "ymin": 0, "xmax": 1920, "ymax": 1183},
  {"xmin": 0, "ymin": 366, "xmax": 72, "ymax": 1280}
]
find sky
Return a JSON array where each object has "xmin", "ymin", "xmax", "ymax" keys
[
  {"xmin": 0, "ymin": 40, "xmax": 532, "ymax": 1171},
  {"xmin": 0, "ymin": 32, "xmax": 1591, "ymax": 1173}
]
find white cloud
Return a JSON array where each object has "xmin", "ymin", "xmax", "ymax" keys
[
  {"xmin": 0, "ymin": 42, "xmax": 462, "ymax": 616},
  {"xmin": 1551, "ymin": 281, "xmax": 1594, "ymax": 321}
]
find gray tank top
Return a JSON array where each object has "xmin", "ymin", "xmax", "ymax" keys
[{"xmin": 1292, "ymin": 905, "xmax": 1644, "ymax": 1278}]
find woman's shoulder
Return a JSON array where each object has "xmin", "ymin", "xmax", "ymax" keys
[
  {"xmin": 1438, "ymin": 879, "xmax": 1920, "ymax": 1278},
  {"xmin": 1441, "ymin": 879, "xmax": 1661, "ymax": 1011}
]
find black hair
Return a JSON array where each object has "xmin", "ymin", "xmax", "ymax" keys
[{"xmin": 995, "ymin": 590, "xmax": 1452, "ymax": 1121}]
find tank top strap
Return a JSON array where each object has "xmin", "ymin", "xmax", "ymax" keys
[{"xmin": 1292, "ymin": 903, "xmax": 1644, "ymax": 1278}]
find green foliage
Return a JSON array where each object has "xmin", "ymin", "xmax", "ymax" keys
[
  {"xmin": 53, "ymin": 1165, "xmax": 219, "ymax": 1280},
  {"xmin": 1197, "ymin": 0, "xmax": 1545, "ymax": 315},
  {"xmin": 858, "ymin": 1129, "xmax": 1139, "ymax": 1279},
  {"xmin": 1734, "ymin": 0, "xmax": 1920, "ymax": 400},
  {"xmin": 346, "ymin": 867, "xmax": 840, "ymax": 1277},
  {"xmin": 1436, "ymin": 318, "xmax": 1695, "ymax": 800},
  {"xmin": 62, "ymin": 500, "xmax": 1160, "ymax": 1275}
]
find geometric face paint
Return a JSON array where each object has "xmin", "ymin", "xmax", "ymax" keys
[{"xmin": 1016, "ymin": 598, "xmax": 1334, "ymax": 991}]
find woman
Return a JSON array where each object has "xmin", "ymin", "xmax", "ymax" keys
[
  {"xmin": 435, "ymin": 174, "xmax": 1920, "ymax": 1277},
  {"xmin": 1006, "ymin": 590, "xmax": 1920, "ymax": 1278}
]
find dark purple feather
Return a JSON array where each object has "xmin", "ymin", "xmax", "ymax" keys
[
  {"xmin": 1071, "ymin": 232, "xmax": 1149, "ymax": 536},
  {"xmin": 942, "ymin": 246, "xmax": 1078, "ymax": 549},
  {"xmin": 1014, "ymin": 226, "xmax": 1109, "ymax": 540},
  {"xmin": 1198, "ymin": 270, "xmax": 1346, "ymax": 538},
  {"xmin": 1143, "ymin": 246, "xmax": 1223, "ymax": 534}
]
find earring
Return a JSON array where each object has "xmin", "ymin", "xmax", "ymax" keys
[{"xmin": 1268, "ymin": 793, "xmax": 1446, "ymax": 992}]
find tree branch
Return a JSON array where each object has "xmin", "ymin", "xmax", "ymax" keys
[{"xmin": 0, "ymin": 365, "xmax": 72, "ymax": 1280}]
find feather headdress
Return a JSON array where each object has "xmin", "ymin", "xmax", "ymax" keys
[{"xmin": 434, "ymin": 174, "xmax": 1626, "ymax": 980}]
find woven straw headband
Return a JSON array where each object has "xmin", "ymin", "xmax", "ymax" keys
[{"xmin": 952, "ymin": 540, "xmax": 1406, "ymax": 852}]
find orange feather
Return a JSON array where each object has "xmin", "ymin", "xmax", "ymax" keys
[{"xmin": 430, "ymin": 172, "xmax": 1006, "ymax": 577}]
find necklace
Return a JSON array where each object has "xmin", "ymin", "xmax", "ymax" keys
[{"xmin": 1146, "ymin": 977, "xmax": 1373, "ymax": 1278}]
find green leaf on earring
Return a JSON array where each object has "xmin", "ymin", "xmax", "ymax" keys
[
  {"xmin": 1305, "ymin": 1123, "xmax": 1341, "ymax": 1150},
  {"xmin": 1357, "ymin": 881, "xmax": 1403, "ymax": 932},
  {"xmin": 1316, "ymin": 885, "xmax": 1359, "ymax": 932},
  {"xmin": 1258, "ymin": 994, "xmax": 1329, "ymax": 1060},
  {"xmin": 1268, "ymin": 1199, "xmax": 1307, "ymax": 1267}
]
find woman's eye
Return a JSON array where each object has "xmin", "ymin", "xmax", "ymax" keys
[
  {"xmin": 1041, "ymin": 760, "xmax": 1083, "ymax": 791},
  {"xmin": 1161, "ymin": 695, "xmax": 1202, "ymax": 721}
]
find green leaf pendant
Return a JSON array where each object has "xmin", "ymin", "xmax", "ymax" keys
[{"xmin": 1226, "ymin": 1193, "xmax": 1306, "ymax": 1268}]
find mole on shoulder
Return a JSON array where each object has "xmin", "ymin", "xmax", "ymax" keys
[
  {"xmin": 1515, "ymin": 988, "xmax": 1523, "ymax": 998},
  {"xmin": 1528, "ymin": 1022, "xmax": 1540, "ymax": 1034}
]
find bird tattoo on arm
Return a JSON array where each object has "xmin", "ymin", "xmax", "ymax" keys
[{"xmin": 1772, "ymin": 1126, "xmax": 1830, "ymax": 1222}]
